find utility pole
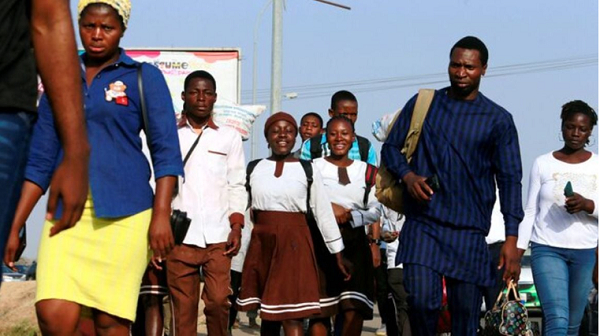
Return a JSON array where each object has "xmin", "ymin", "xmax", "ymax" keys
[
  {"xmin": 251, "ymin": 0, "xmax": 272, "ymax": 159},
  {"xmin": 270, "ymin": 0, "xmax": 283, "ymax": 115},
  {"xmin": 268, "ymin": 0, "xmax": 348, "ymax": 116},
  {"xmin": 254, "ymin": 0, "xmax": 349, "ymax": 156}
]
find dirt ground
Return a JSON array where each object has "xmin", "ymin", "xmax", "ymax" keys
[
  {"xmin": 0, "ymin": 281, "xmax": 39, "ymax": 335},
  {"xmin": 0, "ymin": 282, "xmax": 381, "ymax": 336}
]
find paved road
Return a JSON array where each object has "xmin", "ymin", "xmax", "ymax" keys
[{"xmin": 197, "ymin": 308, "xmax": 383, "ymax": 336}]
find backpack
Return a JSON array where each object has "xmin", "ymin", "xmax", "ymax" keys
[
  {"xmin": 309, "ymin": 134, "xmax": 371, "ymax": 163},
  {"xmin": 375, "ymin": 89, "xmax": 435, "ymax": 213},
  {"xmin": 363, "ymin": 163, "xmax": 378, "ymax": 208}
]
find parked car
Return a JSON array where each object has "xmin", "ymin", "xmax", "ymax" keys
[
  {"xmin": 26, "ymin": 261, "xmax": 37, "ymax": 280},
  {"xmin": 519, "ymin": 249, "xmax": 540, "ymax": 307},
  {"xmin": 2, "ymin": 265, "xmax": 26, "ymax": 282},
  {"xmin": 518, "ymin": 248, "xmax": 543, "ymax": 334}
]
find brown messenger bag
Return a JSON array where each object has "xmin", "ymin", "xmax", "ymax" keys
[{"xmin": 375, "ymin": 89, "xmax": 435, "ymax": 213}]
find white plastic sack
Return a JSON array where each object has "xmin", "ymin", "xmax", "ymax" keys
[
  {"xmin": 372, "ymin": 108, "xmax": 401, "ymax": 142},
  {"xmin": 213, "ymin": 104, "xmax": 266, "ymax": 141}
]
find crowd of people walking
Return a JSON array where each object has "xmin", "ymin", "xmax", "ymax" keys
[{"xmin": 0, "ymin": 1, "xmax": 597, "ymax": 336}]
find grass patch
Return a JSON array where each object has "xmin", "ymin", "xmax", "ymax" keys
[{"xmin": 0, "ymin": 320, "xmax": 39, "ymax": 336}]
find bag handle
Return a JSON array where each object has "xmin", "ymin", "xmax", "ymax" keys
[
  {"xmin": 138, "ymin": 65, "xmax": 150, "ymax": 148},
  {"xmin": 507, "ymin": 278, "xmax": 520, "ymax": 301},
  {"xmin": 492, "ymin": 284, "xmax": 506, "ymax": 307},
  {"xmin": 138, "ymin": 65, "xmax": 200, "ymax": 167},
  {"xmin": 492, "ymin": 279, "xmax": 521, "ymax": 309},
  {"xmin": 401, "ymin": 89, "xmax": 435, "ymax": 162}
]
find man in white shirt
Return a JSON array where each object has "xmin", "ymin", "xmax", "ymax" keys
[
  {"xmin": 381, "ymin": 205, "xmax": 411, "ymax": 335},
  {"xmin": 483, "ymin": 193, "xmax": 506, "ymax": 313},
  {"xmin": 167, "ymin": 70, "xmax": 246, "ymax": 336}
]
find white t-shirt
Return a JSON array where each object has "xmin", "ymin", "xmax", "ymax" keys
[
  {"xmin": 248, "ymin": 159, "xmax": 344, "ymax": 253},
  {"xmin": 517, "ymin": 152, "xmax": 599, "ymax": 250}
]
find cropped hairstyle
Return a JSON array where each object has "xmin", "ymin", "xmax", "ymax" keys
[
  {"xmin": 450, "ymin": 36, "xmax": 489, "ymax": 66},
  {"xmin": 330, "ymin": 90, "xmax": 357, "ymax": 111},
  {"xmin": 184, "ymin": 70, "xmax": 217, "ymax": 92},
  {"xmin": 301, "ymin": 112, "xmax": 324, "ymax": 128}
]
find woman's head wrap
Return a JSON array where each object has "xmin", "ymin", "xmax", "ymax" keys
[
  {"xmin": 264, "ymin": 112, "xmax": 298, "ymax": 138},
  {"xmin": 78, "ymin": 0, "xmax": 131, "ymax": 29}
]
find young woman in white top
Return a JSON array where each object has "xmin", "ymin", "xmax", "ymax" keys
[
  {"xmin": 236, "ymin": 112, "xmax": 350, "ymax": 336},
  {"xmin": 309, "ymin": 116, "xmax": 381, "ymax": 336},
  {"xmin": 517, "ymin": 100, "xmax": 598, "ymax": 335}
]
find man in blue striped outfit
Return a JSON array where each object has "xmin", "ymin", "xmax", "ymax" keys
[{"xmin": 381, "ymin": 36, "xmax": 523, "ymax": 335}]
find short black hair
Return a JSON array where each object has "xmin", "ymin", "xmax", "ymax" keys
[
  {"xmin": 325, "ymin": 115, "xmax": 355, "ymax": 134},
  {"xmin": 300, "ymin": 112, "xmax": 324, "ymax": 128},
  {"xmin": 184, "ymin": 70, "xmax": 217, "ymax": 92},
  {"xmin": 330, "ymin": 90, "xmax": 357, "ymax": 111},
  {"xmin": 561, "ymin": 100, "xmax": 598, "ymax": 127},
  {"xmin": 450, "ymin": 36, "xmax": 489, "ymax": 66}
]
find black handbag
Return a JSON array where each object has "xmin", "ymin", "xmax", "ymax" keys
[
  {"xmin": 138, "ymin": 65, "xmax": 198, "ymax": 245},
  {"xmin": 169, "ymin": 210, "xmax": 192, "ymax": 245}
]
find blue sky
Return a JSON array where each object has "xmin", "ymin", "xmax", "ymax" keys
[{"xmin": 22, "ymin": 1, "xmax": 598, "ymax": 258}]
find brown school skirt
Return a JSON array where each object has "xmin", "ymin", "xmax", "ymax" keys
[
  {"xmin": 236, "ymin": 211, "xmax": 321, "ymax": 321},
  {"xmin": 139, "ymin": 263, "xmax": 168, "ymax": 296},
  {"xmin": 310, "ymin": 222, "xmax": 375, "ymax": 320}
]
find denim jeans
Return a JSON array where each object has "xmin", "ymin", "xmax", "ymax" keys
[
  {"xmin": 531, "ymin": 242, "xmax": 596, "ymax": 336},
  {"xmin": 0, "ymin": 111, "xmax": 34, "ymax": 282}
]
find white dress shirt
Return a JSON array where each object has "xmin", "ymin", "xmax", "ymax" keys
[
  {"xmin": 172, "ymin": 119, "xmax": 247, "ymax": 248},
  {"xmin": 380, "ymin": 205, "xmax": 405, "ymax": 269}
]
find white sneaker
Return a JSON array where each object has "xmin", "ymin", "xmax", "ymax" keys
[{"xmin": 375, "ymin": 324, "xmax": 386, "ymax": 336}]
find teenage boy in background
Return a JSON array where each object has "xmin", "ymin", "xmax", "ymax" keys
[
  {"xmin": 300, "ymin": 90, "xmax": 377, "ymax": 166},
  {"xmin": 293, "ymin": 112, "xmax": 323, "ymax": 158}
]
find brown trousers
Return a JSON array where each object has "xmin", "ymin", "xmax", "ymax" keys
[{"xmin": 167, "ymin": 242, "xmax": 232, "ymax": 336}]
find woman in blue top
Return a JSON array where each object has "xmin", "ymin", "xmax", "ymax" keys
[{"xmin": 2, "ymin": 1, "xmax": 183, "ymax": 335}]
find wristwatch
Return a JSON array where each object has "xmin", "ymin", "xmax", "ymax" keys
[{"xmin": 370, "ymin": 238, "xmax": 381, "ymax": 246}]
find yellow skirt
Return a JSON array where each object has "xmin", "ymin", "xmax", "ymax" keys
[{"xmin": 36, "ymin": 196, "xmax": 152, "ymax": 321}]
